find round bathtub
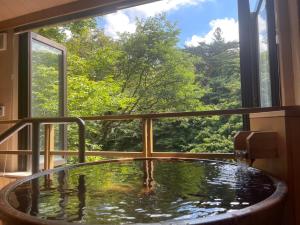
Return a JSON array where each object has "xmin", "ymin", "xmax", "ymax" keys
[{"xmin": 0, "ymin": 158, "xmax": 287, "ymax": 225}]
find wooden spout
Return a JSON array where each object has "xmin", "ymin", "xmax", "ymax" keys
[
  {"xmin": 234, "ymin": 131, "xmax": 278, "ymax": 164},
  {"xmin": 234, "ymin": 131, "xmax": 252, "ymax": 150},
  {"xmin": 246, "ymin": 132, "xmax": 278, "ymax": 160}
]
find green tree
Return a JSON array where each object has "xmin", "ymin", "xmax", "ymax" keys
[
  {"xmin": 36, "ymin": 18, "xmax": 242, "ymax": 154},
  {"xmin": 115, "ymin": 15, "xmax": 199, "ymax": 113},
  {"xmin": 186, "ymin": 28, "xmax": 241, "ymax": 109},
  {"xmin": 154, "ymin": 27, "xmax": 242, "ymax": 153}
]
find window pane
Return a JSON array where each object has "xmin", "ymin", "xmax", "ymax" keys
[
  {"xmin": 31, "ymin": 38, "xmax": 65, "ymax": 151},
  {"xmin": 31, "ymin": 39, "xmax": 62, "ymax": 117},
  {"xmin": 257, "ymin": 0, "xmax": 272, "ymax": 107}
]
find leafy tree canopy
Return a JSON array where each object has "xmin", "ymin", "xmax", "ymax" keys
[{"xmin": 35, "ymin": 15, "xmax": 242, "ymax": 153}]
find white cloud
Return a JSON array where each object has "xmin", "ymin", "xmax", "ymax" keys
[
  {"xmin": 127, "ymin": 0, "xmax": 209, "ymax": 17},
  {"xmin": 257, "ymin": 15, "xmax": 267, "ymax": 33},
  {"xmin": 104, "ymin": 11, "xmax": 136, "ymax": 39},
  {"xmin": 185, "ymin": 18, "xmax": 239, "ymax": 47},
  {"xmin": 257, "ymin": 15, "xmax": 268, "ymax": 52},
  {"xmin": 103, "ymin": 0, "xmax": 209, "ymax": 39}
]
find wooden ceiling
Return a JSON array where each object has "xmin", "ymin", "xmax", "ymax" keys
[
  {"xmin": 0, "ymin": 0, "xmax": 78, "ymax": 21},
  {"xmin": 0, "ymin": 0, "xmax": 156, "ymax": 32}
]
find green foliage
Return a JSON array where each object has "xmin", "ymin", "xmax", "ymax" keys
[
  {"xmin": 31, "ymin": 47, "xmax": 60, "ymax": 117},
  {"xmin": 67, "ymin": 76, "xmax": 134, "ymax": 116},
  {"xmin": 37, "ymin": 27, "xmax": 67, "ymax": 43},
  {"xmin": 115, "ymin": 15, "xmax": 199, "ymax": 113},
  {"xmin": 185, "ymin": 28, "xmax": 241, "ymax": 109},
  {"xmin": 35, "ymin": 15, "xmax": 242, "ymax": 154}
]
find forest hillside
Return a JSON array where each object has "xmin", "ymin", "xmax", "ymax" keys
[{"xmin": 35, "ymin": 15, "xmax": 242, "ymax": 153}]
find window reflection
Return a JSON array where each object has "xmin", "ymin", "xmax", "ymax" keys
[
  {"xmin": 31, "ymin": 39, "xmax": 62, "ymax": 117},
  {"xmin": 31, "ymin": 39, "xmax": 65, "ymax": 151},
  {"xmin": 257, "ymin": 0, "xmax": 272, "ymax": 107}
]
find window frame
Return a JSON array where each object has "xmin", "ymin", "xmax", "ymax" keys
[
  {"xmin": 238, "ymin": 0, "xmax": 280, "ymax": 109},
  {"xmin": 18, "ymin": 32, "xmax": 67, "ymax": 171}
]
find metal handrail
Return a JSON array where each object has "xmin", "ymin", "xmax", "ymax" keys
[
  {"xmin": 0, "ymin": 117, "xmax": 85, "ymax": 174},
  {"xmin": 0, "ymin": 120, "xmax": 28, "ymax": 144}
]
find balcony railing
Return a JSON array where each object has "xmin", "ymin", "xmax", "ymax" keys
[
  {"xmin": 0, "ymin": 106, "xmax": 295, "ymax": 174},
  {"xmin": 0, "ymin": 118, "xmax": 85, "ymax": 174}
]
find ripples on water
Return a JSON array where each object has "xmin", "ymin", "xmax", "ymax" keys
[{"xmin": 8, "ymin": 159, "xmax": 275, "ymax": 224}]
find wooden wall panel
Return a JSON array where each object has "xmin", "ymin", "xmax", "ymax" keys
[
  {"xmin": 275, "ymin": 0, "xmax": 300, "ymax": 106},
  {"xmin": 285, "ymin": 117, "xmax": 300, "ymax": 225},
  {"xmin": 250, "ymin": 109, "xmax": 300, "ymax": 225},
  {"xmin": 0, "ymin": 30, "xmax": 18, "ymax": 171},
  {"xmin": 287, "ymin": 0, "xmax": 300, "ymax": 105}
]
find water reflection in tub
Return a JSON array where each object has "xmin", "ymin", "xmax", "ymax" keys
[{"xmin": 8, "ymin": 159, "xmax": 275, "ymax": 224}]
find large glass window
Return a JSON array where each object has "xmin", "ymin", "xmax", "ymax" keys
[
  {"xmin": 16, "ymin": 0, "xmax": 279, "ymax": 160},
  {"xmin": 26, "ymin": 0, "xmax": 242, "ymax": 154}
]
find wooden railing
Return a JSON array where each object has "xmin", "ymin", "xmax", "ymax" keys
[{"xmin": 0, "ymin": 106, "xmax": 297, "ymax": 172}]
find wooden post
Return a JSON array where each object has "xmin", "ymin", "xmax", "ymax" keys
[
  {"xmin": 146, "ymin": 119, "xmax": 153, "ymax": 157},
  {"xmin": 32, "ymin": 122, "xmax": 40, "ymax": 174},
  {"xmin": 142, "ymin": 119, "xmax": 148, "ymax": 157},
  {"xmin": 44, "ymin": 124, "xmax": 55, "ymax": 170}
]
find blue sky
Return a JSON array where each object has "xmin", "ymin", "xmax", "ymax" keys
[
  {"xmin": 97, "ymin": 0, "xmax": 239, "ymax": 47},
  {"xmin": 167, "ymin": 0, "xmax": 239, "ymax": 45}
]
